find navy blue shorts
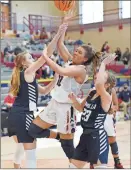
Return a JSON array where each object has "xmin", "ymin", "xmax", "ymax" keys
[
  {"xmin": 8, "ymin": 110, "xmax": 35, "ymax": 143},
  {"xmin": 73, "ymin": 130, "xmax": 109, "ymax": 164}
]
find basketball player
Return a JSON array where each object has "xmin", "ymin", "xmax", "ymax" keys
[
  {"xmin": 104, "ymin": 89, "xmax": 124, "ymax": 169},
  {"xmin": 7, "ymin": 50, "xmax": 60, "ymax": 168},
  {"xmin": 68, "ymin": 54, "xmax": 117, "ymax": 168},
  {"xmin": 28, "ymin": 23, "xmax": 101, "ymax": 163},
  {"xmin": 89, "ymin": 74, "xmax": 124, "ymax": 169}
]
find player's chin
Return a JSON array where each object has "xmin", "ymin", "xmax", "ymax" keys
[{"xmin": 72, "ymin": 58, "xmax": 77, "ymax": 64}]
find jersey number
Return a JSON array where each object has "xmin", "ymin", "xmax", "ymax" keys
[
  {"xmin": 57, "ymin": 75, "xmax": 63, "ymax": 86},
  {"xmin": 81, "ymin": 110, "xmax": 92, "ymax": 122}
]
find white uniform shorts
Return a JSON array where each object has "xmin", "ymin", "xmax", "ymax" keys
[
  {"xmin": 39, "ymin": 99, "xmax": 77, "ymax": 134},
  {"xmin": 104, "ymin": 114, "xmax": 116, "ymax": 137}
]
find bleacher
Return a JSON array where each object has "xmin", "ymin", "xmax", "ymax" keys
[{"xmin": 1, "ymin": 36, "xmax": 131, "ymax": 107}]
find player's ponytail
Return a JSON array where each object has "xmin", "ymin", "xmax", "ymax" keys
[
  {"xmin": 10, "ymin": 66, "xmax": 21, "ymax": 96},
  {"xmin": 10, "ymin": 51, "xmax": 27, "ymax": 96},
  {"xmin": 92, "ymin": 52, "xmax": 101, "ymax": 75},
  {"xmin": 81, "ymin": 45, "xmax": 101, "ymax": 75}
]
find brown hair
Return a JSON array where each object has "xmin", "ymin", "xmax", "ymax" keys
[
  {"xmin": 106, "ymin": 71, "xmax": 116, "ymax": 114},
  {"xmin": 81, "ymin": 45, "xmax": 101, "ymax": 74},
  {"xmin": 106, "ymin": 71, "xmax": 116, "ymax": 94},
  {"xmin": 10, "ymin": 51, "xmax": 27, "ymax": 96}
]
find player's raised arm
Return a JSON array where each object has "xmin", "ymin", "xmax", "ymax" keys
[
  {"xmin": 57, "ymin": 28, "xmax": 73, "ymax": 62},
  {"xmin": 25, "ymin": 24, "xmax": 67, "ymax": 76},
  {"xmin": 95, "ymin": 54, "xmax": 117, "ymax": 112},
  {"xmin": 38, "ymin": 73, "xmax": 59, "ymax": 95},
  {"xmin": 42, "ymin": 48, "xmax": 86, "ymax": 79}
]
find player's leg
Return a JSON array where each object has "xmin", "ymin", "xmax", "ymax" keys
[
  {"xmin": 69, "ymin": 134, "xmax": 88, "ymax": 168},
  {"xmin": 23, "ymin": 140, "xmax": 37, "ymax": 168},
  {"xmin": 13, "ymin": 136, "xmax": 24, "ymax": 169},
  {"xmin": 108, "ymin": 137, "xmax": 124, "ymax": 169},
  {"xmin": 57, "ymin": 105, "xmax": 77, "ymax": 162},
  {"xmin": 28, "ymin": 99, "xmax": 60, "ymax": 140},
  {"xmin": 104, "ymin": 114, "xmax": 124, "ymax": 168}
]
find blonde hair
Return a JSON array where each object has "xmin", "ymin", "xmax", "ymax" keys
[{"xmin": 10, "ymin": 51, "xmax": 27, "ymax": 96}]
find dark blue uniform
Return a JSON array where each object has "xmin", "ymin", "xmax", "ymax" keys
[
  {"xmin": 8, "ymin": 70, "xmax": 38, "ymax": 143},
  {"xmin": 73, "ymin": 90, "xmax": 109, "ymax": 164}
]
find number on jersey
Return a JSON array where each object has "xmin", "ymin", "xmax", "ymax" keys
[
  {"xmin": 57, "ymin": 75, "xmax": 63, "ymax": 86},
  {"xmin": 81, "ymin": 110, "xmax": 92, "ymax": 122}
]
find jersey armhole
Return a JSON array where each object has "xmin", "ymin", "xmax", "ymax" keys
[{"xmin": 24, "ymin": 71, "xmax": 36, "ymax": 83}]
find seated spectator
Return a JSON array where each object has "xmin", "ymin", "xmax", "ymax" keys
[
  {"xmin": 40, "ymin": 27, "xmax": 49, "ymax": 42},
  {"xmin": 14, "ymin": 46, "xmax": 23, "ymax": 56},
  {"xmin": 115, "ymin": 47, "xmax": 122, "ymax": 61},
  {"xmin": 118, "ymin": 83, "xmax": 131, "ymax": 120},
  {"xmin": 122, "ymin": 48, "xmax": 131, "ymax": 65},
  {"xmin": 30, "ymin": 33, "xmax": 35, "ymax": 44},
  {"xmin": 65, "ymin": 36, "xmax": 75, "ymax": 45},
  {"xmin": 4, "ymin": 42, "xmax": 14, "ymax": 62},
  {"xmin": 50, "ymin": 31, "xmax": 56, "ymax": 41},
  {"xmin": 101, "ymin": 41, "xmax": 110, "ymax": 53},
  {"xmin": 34, "ymin": 31, "xmax": 40, "ymax": 41}
]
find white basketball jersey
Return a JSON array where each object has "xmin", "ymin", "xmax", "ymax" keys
[{"xmin": 51, "ymin": 62, "xmax": 86, "ymax": 103}]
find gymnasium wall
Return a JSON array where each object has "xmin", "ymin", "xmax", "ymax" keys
[
  {"xmin": 67, "ymin": 24, "xmax": 130, "ymax": 52},
  {"xmin": 11, "ymin": 1, "xmax": 63, "ymax": 30},
  {"xmin": 66, "ymin": 1, "xmax": 130, "ymax": 52}
]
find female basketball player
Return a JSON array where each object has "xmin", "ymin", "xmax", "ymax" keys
[
  {"xmin": 89, "ymin": 73, "xmax": 124, "ymax": 169},
  {"xmin": 104, "ymin": 88, "xmax": 124, "ymax": 169},
  {"xmin": 68, "ymin": 54, "xmax": 117, "ymax": 168},
  {"xmin": 7, "ymin": 50, "xmax": 60, "ymax": 168},
  {"xmin": 28, "ymin": 22, "xmax": 101, "ymax": 163}
]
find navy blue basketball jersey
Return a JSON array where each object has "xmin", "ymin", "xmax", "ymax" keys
[
  {"xmin": 12, "ymin": 70, "xmax": 38, "ymax": 112},
  {"xmin": 81, "ymin": 90, "xmax": 108, "ymax": 133}
]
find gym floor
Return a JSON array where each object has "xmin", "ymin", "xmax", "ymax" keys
[{"xmin": 1, "ymin": 120, "xmax": 130, "ymax": 169}]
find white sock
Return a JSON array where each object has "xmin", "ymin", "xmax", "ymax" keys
[
  {"xmin": 25, "ymin": 149, "xmax": 36, "ymax": 168},
  {"xmin": 14, "ymin": 143, "xmax": 24, "ymax": 165},
  {"xmin": 94, "ymin": 164, "xmax": 108, "ymax": 169},
  {"xmin": 69, "ymin": 163, "xmax": 77, "ymax": 168}
]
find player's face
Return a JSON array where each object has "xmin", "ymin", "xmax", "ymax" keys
[
  {"xmin": 72, "ymin": 46, "xmax": 87, "ymax": 64},
  {"xmin": 24, "ymin": 53, "xmax": 34, "ymax": 67}
]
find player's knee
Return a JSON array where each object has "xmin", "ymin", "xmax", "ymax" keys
[
  {"xmin": 108, "ymin": 136, "xmax": 116, "ymax": 144},
  {"xmin": 110, "ymin": 142, "xmax": 118, "ymax": 155},
  {"xmin": 28, "ymin": 123, "xmax": 50, "ymax": 139},
  {"xmin": 60, "ymin": 139, "xmax": 74, "ymax": 159}
]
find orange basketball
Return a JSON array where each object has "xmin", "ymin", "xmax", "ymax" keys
[{"xmin": 54, "ymin": 0, "xmax": 75, "ymax": 11}]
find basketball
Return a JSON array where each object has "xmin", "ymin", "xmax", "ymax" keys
[{"xmin": 54, "ymin": 0, "xmax": 75, "ymax": 11}]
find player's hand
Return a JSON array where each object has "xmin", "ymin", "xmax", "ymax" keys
[
  {"xmin": 63, "ymin": 4, "xmax": 77, "ymax": 23},
  {"xmin": 68, "ymin": 92, "xmax": 77, "ymax": 102},
  {"xmin": 58, "ymin": 23, "xmax": 68, "ymax": 35},
  {"xmin": 102, "ymin": 53, "xmax": 117, "ymax": 65}
]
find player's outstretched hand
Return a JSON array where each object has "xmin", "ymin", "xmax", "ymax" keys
[
  {"xmin": 58, "ymin": 23, "xmax": 68, "ymax": 35},
  {"xmin": 102, "ymin": 53, "xmax": 117, "ymax": 65}
]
